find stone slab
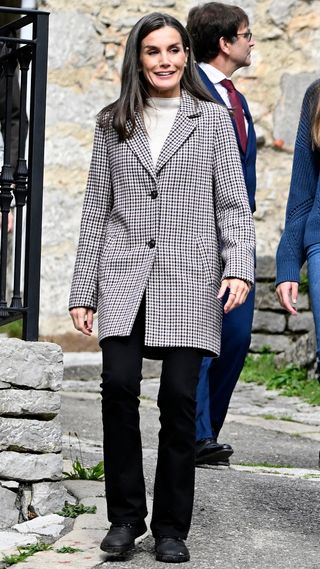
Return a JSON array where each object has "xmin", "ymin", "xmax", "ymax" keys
[
  {"xmin": 0, "ymin": 339, "xmax": 63, "ymax": 391},
  {"xmin": 249, "ymin": 333, "xmax": 292, "ymax": 353},
  {"xmin": 0, "ymin": 390, "xmax": 61, "ymax": 419},
  {"xmin": 63, "ymin": 479, "xmax": 105, "ymax": 500},
  {"xmin": 0, "ymin": 418, "xmax": 62, "ymax": 453},
  {"xmin": 0, "ymin": 451, "xmax": 63, "ymax": 481},
  {"xmin": 255, "ymin": 282, "xmax": 309, "ymax": 311},
  {"xmin": 0, "ymin": 531, "xmax": 38, "ymax": 551},
  {"xmin": 13, "ymin": 514, "xmax": 66, "ymax": 538},
  {"xmin": 252, "ymin": 310, "xmax": 286, "ymax": 333},
  {"xmin": 0, "ymin": 486, "xmax": 19, "ymax": 529},
  {"xmin": 73, "ymin": 497, "xmax": 108, "ymax": 531},
  {"xmin": 31, "ymin": 482, "xmax": 68, "ymax": 516},
  {"xmin": 288, "ymin": 312, "xmax": 315, "ymax": 333},
  {"xmin": 63, "ymin": 353, "xmax": 161, "ymax": 382},
  {"xmin": 255, "ymin": 256, "xmax": 276, "ymax": 281}
]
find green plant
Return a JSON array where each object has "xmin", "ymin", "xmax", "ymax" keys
[
  {"xmin": 2, "ymin": 543, "xmax": 52, "ymax": 566},
  {"xmin": 63, "ymin": 458, "xmax": 104, "ymax": 481},
  {"xmin": 64, "ymin": 432, "xmax": 105, "ymax": 480},
  {"xmin": 56, "ymin": 546, "xmax": 83, "ymax": 553},
  {"xmin": 239, "ymin": 461, "xmax": 294, "ymax": 469},
  {"xmin": 299, "ymin": 273, "xmax": 309, "ymax": 295},
  {"xmin": 0, "ymin": 319, "xmax": 22, "ymax": 339},
  {"xmin": 240, "ymin": 353, "xmax": 320, "ymax": 405},
  {"xmin": 57, "ymin": 502, "xmax": 97, "ymax": 518}
]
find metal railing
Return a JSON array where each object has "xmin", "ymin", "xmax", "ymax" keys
[{"xmin": 0, "ymin": 6, "xmax": 49, "ymax": 340}]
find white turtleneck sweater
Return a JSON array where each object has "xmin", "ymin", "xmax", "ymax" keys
[{"xmin": 143, "ymin": 96, "xmax": 180, "ymax": 166}]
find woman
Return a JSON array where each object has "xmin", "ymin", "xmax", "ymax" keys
[
  {"xmin": 69, "ymin": 12, "xmax": 255, "ymax": 563},
  {"xmin": 276, "ymin": 80, "xmax": 320, "ymax": 380}
]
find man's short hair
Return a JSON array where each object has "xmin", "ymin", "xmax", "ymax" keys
[{"xmin": 187, "ymin": 2, "xmax": 249, "ymax": 63}]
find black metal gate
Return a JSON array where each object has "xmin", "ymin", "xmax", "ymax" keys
[{"xmin": 0, "ymin": 5, "xmax": 49, "ymax": 340}]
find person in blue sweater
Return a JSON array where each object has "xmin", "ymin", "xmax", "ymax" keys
[
  {"xmin": 276, "ymin": 80, "xmax": 320, "ymax": 381},
  {"xmin": 187, "ymin": 2, "xmax": 257, "ymax": 465}
]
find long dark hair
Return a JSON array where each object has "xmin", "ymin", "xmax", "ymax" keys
[
  {"xmin": 311, "ymin": 82, "xmax": 320, "ymax": 149},
  {"xmin": 98, "ymin": 12, "xmax": 214, "ymax": 140}
]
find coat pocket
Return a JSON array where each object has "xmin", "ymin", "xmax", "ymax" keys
[{"xmin": 196, "ymin": 235, "xmax": 217, "ymax": 285}]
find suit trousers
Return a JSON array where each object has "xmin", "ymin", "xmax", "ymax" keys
[
  {"xmin": 100, "ymin": 298, "xmax": 202, "ymax": 539},
  {"xmin": 196, "ymin": 287, "xmax": 255, "ymax": 441}
]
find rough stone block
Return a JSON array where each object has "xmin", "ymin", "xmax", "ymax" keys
[
  {"xmin": 255, "ymin": 256, "xmax": 276, "ymax": 281},
  {"xmin": 0, "ymin": 390, "xmax": 61, "ymax": 418},
  {"xmin": 0, "ymin": 531, "xmax": 38, "ymax": 551},
  {"xmin": 255, "ymin": 283, "xmax": 309, "ymax": 311},
  {"xmin": 252, "ymin": 310, "xmax": 286, "ymax": 333},
  {"xmin": 0, "ymin": 452, "xmax": 63, "ymax": 481},
  {"xmin": 268, "ymin": 0, "xmax": 298, "ymax": 26},
  {"xmin": 288, "ymin": 312, "xmax": 315, "ymax": 333},
  {"xmin": 13, "ymin": 514, "xmax": 66, "ymax": 538},
  {"xmin": 31, "ymin": 481, "xmax": 68, "ymax": 516},
  {"xmin": 0, "ymin": 486, "xmax": 19, "ymax": 529},
  {"xmin": 249, "ymin": 333, "xmax": 293, "ymax": 354},
  {"xmin": 274, "ymin": 72, "xmax": 319, "ymax": 147},
  {"xmin": 0, "ymin": 339, "xmax": 63, "ymax": 391},
  {"xmin": 278, "ymin": 331, "xmax": 316, "ymax": 367},
  {"xmin": 0, "ymin": 418, "xmax": 62, "ymax": 453}
]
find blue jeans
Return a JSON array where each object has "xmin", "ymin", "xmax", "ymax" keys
[{"xmin": 306, "ymin": 243, "xmax": 320, "ymax": 361}]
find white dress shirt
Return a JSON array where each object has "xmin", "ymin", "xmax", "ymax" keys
[{"xmin": 199, "ymin": 62, "xmax": 248, "ymax": 132}]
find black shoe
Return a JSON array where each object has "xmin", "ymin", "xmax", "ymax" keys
[
  {"xmin": 195, "ymin": 437, "xmax": 233, "ymax": 466},
  {"xmin": 155, "ymin": 537, "xmax": 190, "ymax": 563},
  {"xmin": 100, "ymin": 521, "xmax": 147, "ymax": 554}
]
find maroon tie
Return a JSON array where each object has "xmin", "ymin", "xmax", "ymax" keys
[{"xmin": 220, "ymin": 78, "xmax": 247, "ymax": 153}]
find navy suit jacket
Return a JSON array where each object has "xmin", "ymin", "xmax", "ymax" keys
[{"xmin": 197, "ymin": 65, "xmax": 257, "ymax": 213}]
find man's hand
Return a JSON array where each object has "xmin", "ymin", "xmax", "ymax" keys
[
  {"xmin": 70, "ymin": 307, "xmax": 94, "ymax": 336},
  {"xmin": 218, "ymin": 278, "xmax": 250, "ymax": 313},
  {"xmin": 276, "ymin": 281, "xmax": 298, "ymax": 315}
]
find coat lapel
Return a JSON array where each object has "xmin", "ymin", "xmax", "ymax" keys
[
  {"xmin": 125, "ymin": 113, "xmax": 156, "ymax": 181},
  {"xmin": 155, "ymin": 90, "xmax": 201, "ymax": 174}
]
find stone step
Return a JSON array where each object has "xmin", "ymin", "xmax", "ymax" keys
[{"xmin": 63, "ymin": 352, "xmax": 162, "ymax": 382}]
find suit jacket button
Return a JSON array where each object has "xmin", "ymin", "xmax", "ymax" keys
[
  {"xmin": 148, "ymin": 239, "xmax": 156, "ymax": 248},
  {"xmin": 150, "ymin": 190, "xmax": 158, "ymax": 199}
]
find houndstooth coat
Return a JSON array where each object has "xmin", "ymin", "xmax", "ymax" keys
[{"xmin": 69, "ymin": 90, "xmax": 255, "ymax": 356}]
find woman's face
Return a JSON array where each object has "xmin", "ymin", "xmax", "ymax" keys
[{"xmin": 139, "ymin": 26, "xmax": 188, "ymax": 98}]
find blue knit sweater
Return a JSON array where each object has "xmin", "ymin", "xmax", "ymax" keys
[{"xmin": 276, "ymin": 79, "xmax": 320, "ymax": 285}]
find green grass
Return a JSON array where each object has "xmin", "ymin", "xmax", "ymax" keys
[
  {"xmin": 63, "ymin": 458, "xmax": 104, "ymax": 481},
  {"xmin": 240, "ymin": 353, "xmax": 320, "ymax": 405},
  {"xmin": 299, "ymin": 273, "xmax": 309, "ymax": 294},
  {"xmin": 57, "ymin": 502, "xmax": 97, "ymax": 518},
  {"xmin": 56, "ymin": 546, "xmax": 83, "ymax": 553},
  {"xmin": 239, "ymin": 461, "xmax": 294, "ymax": 469},
  {"xmin": 2, "ymin": 543, "xmax": 52, "ymax": 566},
  {"xmin": 0, "ymin": 319, "xmax": 22, "ymax": 338}
]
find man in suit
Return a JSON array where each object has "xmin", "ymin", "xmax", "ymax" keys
[{"xmin": 187, "ymin": 2, "xmax": 257, "ymax": 466}]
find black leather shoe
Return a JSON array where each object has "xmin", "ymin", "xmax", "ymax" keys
[
  {"xmin": 195, "ymin": 437, "xmax": 233, "ymax": 466},
  {"xmin": 100, "ymin": 521, "xmax": 147, "ymax": 554},
  {"xmin": 155, "ymin": 537, "xmax": 190, "ymax": 563}
]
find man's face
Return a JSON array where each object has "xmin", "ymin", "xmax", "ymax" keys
[{"xmin": 228, "ymin": 23, "xmax": 255, "ymax": 69}]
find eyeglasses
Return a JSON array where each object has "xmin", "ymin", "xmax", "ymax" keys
[{"xmin": 236, "ymin": 32, "xmax": 253, "ymax": 41}]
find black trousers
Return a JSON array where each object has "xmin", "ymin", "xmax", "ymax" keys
[{"xmin": 100, "ymin": 299, "xmax": 202, "ymax": 539}]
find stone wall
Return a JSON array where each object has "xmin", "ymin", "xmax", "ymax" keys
[
  {"xmin": 36, "ymin": 0, "xmax": 320, "ymax": 349},
  {"xmin": 0, "ymin": 339, "xmax": 66, "ymax": 529},
  {"xmin": 252, "ymin": 258, "xmax": 315, "ymax": 368}
]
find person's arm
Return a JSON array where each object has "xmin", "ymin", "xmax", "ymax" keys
[
  {"xmin": 212, "ymin": 106, "xmax": 255, "ymax": 312},
  {"xmin": 69, "ymin": 120, "xmax": 113, "ymax": 334},
  {"xmin": 276, "ymin": 84, "xmax": 320, "ymax": 287}
]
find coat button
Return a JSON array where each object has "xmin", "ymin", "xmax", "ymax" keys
[
  {"xmin": 150, "ymin": 190, "xmax": 158, "ymax": 199},
  {"xmin": 147, "ymin": 239, "xmax": 156, "ymax": 248}
]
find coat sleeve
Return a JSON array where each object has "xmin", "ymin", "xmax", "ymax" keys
[
  {"xmin": 69, "ymin": 121, "xmax": 113, "ymax": 311},
  {"xmin": 212, "ymin": 106, "xmax": 256, "ymax": 285},
  {"xmin": 275, "ymin": 83, "xmax": 320, "ymax": 285}
]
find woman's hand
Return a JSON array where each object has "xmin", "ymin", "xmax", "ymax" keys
[
  {"xmin": 218, "ymin": 278, "xmax": 250, "ymax": 314},
  {"xmin": 70, "ymin": 307, "xmax": 94, "ymax": 336},
  {"xmin": 276, "ymin": 282, "xmax": 298, "ymax": 315}
]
